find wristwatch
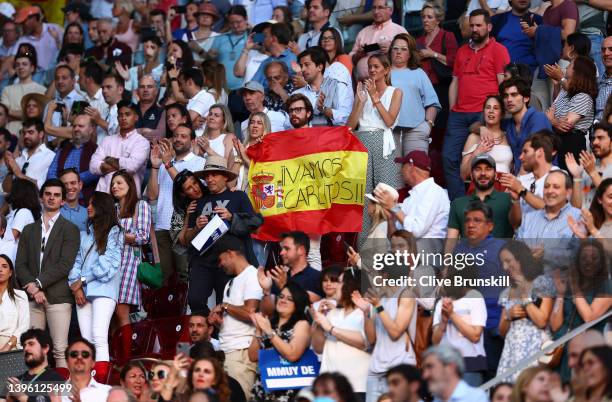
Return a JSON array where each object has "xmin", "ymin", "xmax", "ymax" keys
[
  {"xmin": 518, "ymin": 188, "xmax": 528, "ymax": 198},
  {"xmin": 80, "ymin": 276, "xmax": 86, "ymax": 285},
  {"xmin": 164, "ymin": 160, "xmax": 174, "ymax": 170}
]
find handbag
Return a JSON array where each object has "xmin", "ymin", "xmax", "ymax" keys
[
  {"xmin": 430, "ymin": 31, "xmax": 453, "ymax": 84},
  {"xmin": 539, "ymin": 304, "xmax": 575, "ymax": 368},
  {"xmin": 137, "ymin": 223, "xmax": 163, "ymax": 289},
  {"xmin": 407, "ymin": 305, "xmax": 434, "ymax": 368}
]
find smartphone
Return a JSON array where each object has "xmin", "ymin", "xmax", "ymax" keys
[
  {"xmin": 363, "ymin": 43, "xmax": 381, "ymax": 53},
  {"xmin": 253, "ymin": 33, "xmax": 265, "ymax": 44},
  {"xmin": 172, "ymin": 5, "xmax": 187, "ymax": 13},
  {"xmin": 343, "ymin": 241, "xmax": 352, "ymax": 253},
  {"xmin": 176, "ymin": 342, "xmax": 190, "ymax": 356},
  {"xmin": 521, "ymin": 14, "xmax": 534, "ymax": 27}
]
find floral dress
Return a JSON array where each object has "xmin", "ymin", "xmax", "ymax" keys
[
  {"xmin": 117, "ymin": 200, "xmax": 151, "ymax": 306},
  {"xmin": 496, "ymin": 275, "xmax": 556, "ymax": 382},
  {"xmin": 252, "ymin": 327, "xmax": 298, "ymax": 402}
]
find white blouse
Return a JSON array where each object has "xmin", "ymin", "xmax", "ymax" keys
[{"xmin": 0, "ymin": 289, "xmax": 29, "ymax": 348}]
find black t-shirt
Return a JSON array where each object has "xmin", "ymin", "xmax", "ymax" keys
[
  {"xmin": 188, "ymin": 189, "xmax": 257, "ymax": 266},
  {"xmin": 16, "ymin": 367, "xmax": 66, "ymax": 402},
  {"xmin": 272, "ymin": 265, "xmax": 323, "ymax": 297},
  {"xmin": 136, "ymin": 103, "xmax": 164, "ymax": 129}
]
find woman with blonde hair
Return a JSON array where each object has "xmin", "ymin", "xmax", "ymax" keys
[
  {"xmin": 510, "ymin": 366, "xmax": 553, "ymax": 402},
  {"xmin": 366, "ymin": 197, "xmax": 388, "ymax": 239},
  {"xmin": 234, "ymin": 112, "xmax": 271, "ymax": 191},
  {"xmin": 196, "ymin": 104, "xmax": 237, "ymax": 165}
]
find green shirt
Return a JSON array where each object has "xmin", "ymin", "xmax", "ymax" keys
[{"xmin": 448, "ymin": 190, "xmax": 514, "ymax": 238}]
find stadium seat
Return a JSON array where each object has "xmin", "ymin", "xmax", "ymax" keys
[
  {"xmin": 149, "ymin": 316, "xmax": 191, "ymax": 360},
  {"xmin": 143, "ymin": 283, "xmax": 189, "ymax": 319},
  {"xmin": 110, "ymin": 321, "xmax": 158, "ymax": 365}
]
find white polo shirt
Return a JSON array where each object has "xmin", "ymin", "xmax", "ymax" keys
[{"xmin": 14, "ymin": 143, "xmax": 55, "ymax": 190}]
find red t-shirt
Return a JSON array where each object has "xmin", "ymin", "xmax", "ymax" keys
[{"xmin": 452, "ymin": 38, "xmax": 510, "ymax": 113}]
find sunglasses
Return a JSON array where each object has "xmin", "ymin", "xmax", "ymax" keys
[
  {"xmin": 21, "ymin": 161, "xmax": 29, "ymax": 175},
  {"xmin": 148, "ymin": 370, "xmax": 167, "ymax": 380},
  {"xmin": 68, "ymin": 350, "xmax": 91, "ymax": 359}
]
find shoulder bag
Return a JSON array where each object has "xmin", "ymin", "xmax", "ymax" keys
[{"xmin": 430, "ymin": 31, "xmax": 453, "ymax": 84}]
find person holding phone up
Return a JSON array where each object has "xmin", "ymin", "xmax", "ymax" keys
[{"xmin": 349, "ymin": 0, "xmax": 407, "ymax": 81}]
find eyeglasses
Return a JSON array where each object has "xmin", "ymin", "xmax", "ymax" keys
[
  {"xmin": 530, "ymin": 181, "xmax": 536, "ymax": 193},
  {"xmin": 148, "ymin": 370, "xmax": 167, "ymax": 380},
  {"xmin": 68, "ymin": 350, "xmax": 91, "ymax": 359},
  {"xmin": 288, "ymin": 107, "xmax": 306, "ymax": 115},
  {"xmin": 21, "ymin": 161, "xmax": 29, "ymax": 175},
  {"xmin": 41, "ymin": 236, "xmax": 46, "ymax": 253},
  {"xmin": 320, "ymin": 35, "xmax": 335, "ymax": 41}
]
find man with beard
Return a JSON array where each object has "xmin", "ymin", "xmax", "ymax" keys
[
  {"xmin": 286, "ymin": 93, "xmax": 313, "ymax": 129},
  {"xmin": 188, "ymin": 312, "xmax": 219, "ymax": 349},
  {"xmin": 147, "ymin": 124, "xmax": 205, "ymax": 284},
  {"xmin": 4, "ymin": 118, "xmax": 55, "ymax": 191},
  {"xmin": 6, "ymin": 329, "xmax": 66, "ymax": 402},
  {"xmin": 135, "ymin": 75, "xmax": 165, "ymax": 143},
  {"xmin": 452, "ymin": 201, "xmax": 507, "ymax": 382},
  {"xmin": 498, "ymin": 78, "xmax": 551, "ymax": 172},
  {"xmin": 566, "ymin": 123, "xmax": 612, "ymax": 208},
  {"xmin": 500, "ymin": 130, "xmax": 559, "ymax": 225},
  {"xmin": 443, "ymin": 9, "xmax": 509, "ymax": 201},
  {"xmin": 84, "ymin": 18, "xmax": 132, "ymax": 69},
  {"xmin": 421, "ymin": 344, "xmax": 488, "ymax": 402},
  {"xmin": 62, "ymin": 339, "xmax": 111, "ymax": 401},
  {"xmin": 46, "ymin": 114, "xmax": 99, "ymax": 206},
  {"xmin": 446, "ymin": 154, "xmax": 513, "ymax": 253},
  {"xmin": 90, "ymin": 101, "xmax": 150, "ymax": 196},
  {"xmin": 595, "ymin": 36, "xmax": 612, "ymax": 120}
]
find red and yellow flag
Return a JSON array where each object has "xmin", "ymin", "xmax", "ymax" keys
[{"xmin": 247, "ymin": 126, "xmax": 368, "ymax": 241}]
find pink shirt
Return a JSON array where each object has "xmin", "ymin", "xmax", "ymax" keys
[
  {"xmin": 90, "ymin": 129, "xmax": 151, "ymax": 196},
  {"xmin": 350, "ymin": 20, "xmax": 407, "ymax": 80}
]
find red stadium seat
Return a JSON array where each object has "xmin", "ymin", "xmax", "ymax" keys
[
  {"xmin": 110, "ymin": 321, "xmax": 158, "ymax": 365},
  {"xmin": 54, "ymin": 367, "xmax": 70, "ymax": 380},
  {"xmin": 149, "ymin": 316, "xmax": 191, "ymax": 360},
  {"xmin": 143, "ymin": 283, "xmax": 189, "ymax": 319}
]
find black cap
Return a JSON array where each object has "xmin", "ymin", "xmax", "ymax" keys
[{"xmin": 216, "ymin": 234, "xmax": 244, "ymax": 255}]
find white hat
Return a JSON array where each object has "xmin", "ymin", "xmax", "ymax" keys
[
  {"xmin": 366, "ymin": 182, "xmax": 399, "ymax": 203},
  {"xmin": 0, "ymin": 2, "xmax": 15, "ymax": 19}
]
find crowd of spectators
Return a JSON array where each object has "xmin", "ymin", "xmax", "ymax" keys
[{"xmin": 0, "ymin": 0, "xmax": 610, "ymax": 401}]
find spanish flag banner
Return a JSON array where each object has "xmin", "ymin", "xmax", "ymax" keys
[{"xmin": 247, "ymin": 126, "xmax": 368, "ymax": 241}]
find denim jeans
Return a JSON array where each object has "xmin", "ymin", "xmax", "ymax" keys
[
  {"xmin": 442, "ymin": 111, "xmax": 482, "ymax": 200},
  {"xmin": 366, "ymin": 373, "xmax": 388, "ymax": 402},
  {"xmin": 586, "ymin": 33, "xmax": 604, "ymax": 78}
]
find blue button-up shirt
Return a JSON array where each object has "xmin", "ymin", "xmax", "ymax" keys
[
  {"xmin": 433, "ymin": 380, "xmax": 489, "ymax": 402},
  {"xmin": 251, "ymin": 49, "xmax": 297, "ymax": 89},
  {"xmin": 516, "ymin": 202, "xmax": 581, "ymax": 273},
  {"xmin": 60, "ymin": 203, "xmax": 89, "ymax": 232},
  {"xmin": 502, "ymin": 107, "xmax": 552, "ymax": 173}
]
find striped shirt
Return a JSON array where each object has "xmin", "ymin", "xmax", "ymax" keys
[{"xmin": 552, "ymin": 89, "xmax": 594, "ymax": 132}]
